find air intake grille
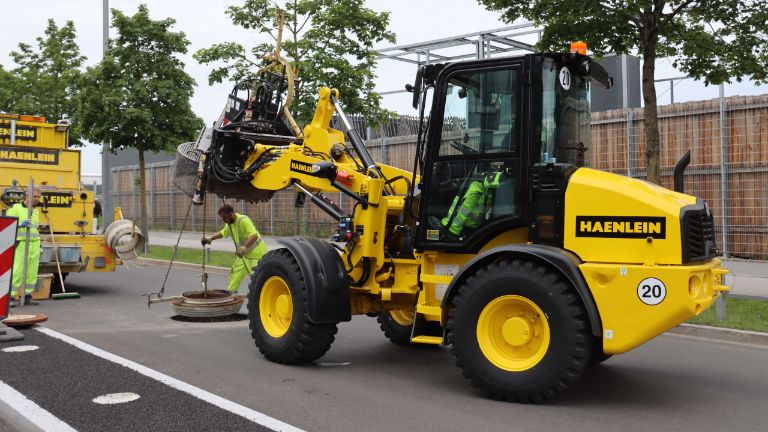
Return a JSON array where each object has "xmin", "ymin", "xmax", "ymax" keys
[{"xmin": 682, "ymin": 206, "xmax": 718, "ymax": 263}]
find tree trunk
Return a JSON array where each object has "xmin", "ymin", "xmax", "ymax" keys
[
  {"xmin": 138, "ymin": 146, "xmax": 150, "ymax": 253},
  {"xmin": 641, "ymin": 15, "xmax": 661, "ymax": 185}
]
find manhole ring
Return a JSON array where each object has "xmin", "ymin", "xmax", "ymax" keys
[{"xmin": 2, "ymin": 314, "xmax": 48, "ymax": 326}]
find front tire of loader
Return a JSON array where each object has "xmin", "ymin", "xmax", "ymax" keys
[
  {"xmin": 377, "ymin": 310, "xmax": 415, "ymax": 346},
  {"xmin": 247, "ymin": 249, "xmax": 338, "ymax": 364},
  {"xmin": 447, "ymin": 258, "xmax": 591, "ymax": 403}
]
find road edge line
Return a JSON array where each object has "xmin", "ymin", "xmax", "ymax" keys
[
  {"xmin": 36, "ymin": 327, "xmax": 305, "ymax": 432},
  {"xmin": 668, "ymin": 323, "xmax": 768, "ymax": 346},
  {"xmin": 0, "ymin": 379, "xmax": 77, "ymax": 432}
]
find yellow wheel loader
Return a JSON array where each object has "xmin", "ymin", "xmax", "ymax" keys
[{"xmin": 178, "ymin": 43, "xmax": 729, "ymax": 402}]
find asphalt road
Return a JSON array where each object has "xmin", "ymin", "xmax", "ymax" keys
[{"xmin": 5, "ymin": 263, "xmax": 768, "ymax": 432}]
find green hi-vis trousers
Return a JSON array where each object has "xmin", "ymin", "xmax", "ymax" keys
[
  {"xmin": 11, "ymin": 239, "xmax": 40, "ymax": 297},
  {"xmin": 228, "ymin": 256, "xmax": 260, "ymax": 293}
]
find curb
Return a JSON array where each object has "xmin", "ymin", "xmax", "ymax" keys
[
  {"xmin": 668, "ymin": 323, "xmax": 768, "ymax": 347},
  {"xmin": 135, "ymin": 258, "xmax": 230, "ymax": 275},
  {"xmin": 0, "ymin": 396, "xmax": 48, "ymax": 432}
]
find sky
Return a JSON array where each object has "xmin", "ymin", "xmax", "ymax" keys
[{"xmin": 1, "ymin": 0, "xmax": 766, "ymax": 175}]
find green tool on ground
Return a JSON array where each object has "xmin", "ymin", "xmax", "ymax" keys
[{"xmin": 46, "ymin": 213, "xmax": 80, "ymax": 300}]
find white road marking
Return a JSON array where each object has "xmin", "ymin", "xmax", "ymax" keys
[
  {"xmin": 92, "ymin": 392, "xmax": 141, "ymax": 405},
  {"xmin": 2, "ymin": 345, "xmax": 39, "ymax": 353},
  {"xmin": 36, "ymin": 327, "xmax": 305, "ymax": 432},
  {"xmin": 0, "ymin": 380, "xmax": 77, "ymax": 432}
]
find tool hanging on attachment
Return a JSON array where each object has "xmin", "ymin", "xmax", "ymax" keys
[{"xmin": 200, "ymin": 196, "xmax": 209, "ymax": 296}]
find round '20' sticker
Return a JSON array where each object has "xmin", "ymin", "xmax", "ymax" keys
[
  {"xmin": 637, "ymin": 277, "xmax": 666, "ymax": 305},
  {"xmin": 559, "ymin": 67, "xmax": 571, "ymax": 90}
]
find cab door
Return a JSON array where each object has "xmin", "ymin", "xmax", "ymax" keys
[{"xmin": 416, "ymin": 58, "xmax": 530, "ymax": 252}]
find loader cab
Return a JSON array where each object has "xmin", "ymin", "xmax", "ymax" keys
[{"xmin": 415, "ymin": 53, "xmax": 610, "ymax": 251}]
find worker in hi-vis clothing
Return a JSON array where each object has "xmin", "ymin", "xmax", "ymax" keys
[
  {"xmin": 201, "ymin": 204, "xmax": 267, "ymax": 293},
  {"xmin": 434, "ymin": 171, "xmax": 502, "ymax": 237},
  {"xmin": 7, "ymin": 188, "xmax": 42, "ymax": 306}
]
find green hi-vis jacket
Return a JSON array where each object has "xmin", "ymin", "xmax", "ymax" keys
[
  {"xmin": 6, "ymin": 203, "xmax": 40, "ymax": 241},
  {"xmin": 442, "ymin": 171, "xmax": 502, "ymax": 236},
  {"xmin": 219, "ymin": 213, "xmax": 267, "ymax": 260}
]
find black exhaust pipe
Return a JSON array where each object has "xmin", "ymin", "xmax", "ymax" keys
[{"xmin": 673, "ymin": 150, "xmax": 691, "ymax": 193}]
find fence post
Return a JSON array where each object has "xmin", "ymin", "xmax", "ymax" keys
[
  {"xmin": 719, "ymin": 84, "xmax": 729, "ymax": 258},
  {"xmin": 132, "ymin": 167, "xmax": 137, "ymax": 222},
  {"xmin": 189, "ymin": 197, "xmax": 195, "ymax": 231},
  {"xmin": 270, "ymin": 198, "xmax": 275, "ymax": 235},
  {"xmin": 626, "ymin": 111, "xmax": 634, "ymax": 177},
  {"xmin": 717, "ymin": 84, "xmax": 728, "ymax": 321},
  {"xmin": 150, "ymin": 165, "xmax": 156, "ymax": 229},
  {"xmin": 170, "ymin": 181, "xmax": 176, "ymax": 231}
]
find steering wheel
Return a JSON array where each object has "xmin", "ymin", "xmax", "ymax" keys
[{"xmin": 451, "ymin": 140, "xmax": 478, "ymax": 155}]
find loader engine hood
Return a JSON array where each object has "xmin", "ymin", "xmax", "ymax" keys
[{"xmin": 563, "ymin": 168, "xmax": 717, "ymax": 265}]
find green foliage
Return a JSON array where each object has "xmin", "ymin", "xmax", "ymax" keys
[
  {"xmin": 477, "ymin": 1, "xmax": 768, "ymax": 85},
  {"xmin": 79, "ymin": 5, "xmax": 203, "ymax": 153},
  {"xmin": 0, "ymin": 65, "xmax": 19, "ymax": 110},
  {"xmin": 194, "ymin": 0, "xmax": 396, "ymax": 125},
  {"xmin": 0, "ymin": 20, "xmax": 86, "ymax": 144},
  {"xmin": 79, "ymin": 4, "xmax": 203, "ymax": 247}
]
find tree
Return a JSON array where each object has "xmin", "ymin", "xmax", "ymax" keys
[
  {"xmin": 194, "ymin": 0, "xmax": 396, "ymax": 126},
  {"xmin": 79, "ymin": 5, "xmax": 203, "ymax": 248},
  {"xmin": 478, "ymin": 1, "xmax": 768, "ymax": 184},
  {"xmin": 0, "ymin": 65, "xmax": 19, "ymax": 110},
  {"xmin": 3, "ymin": 19, "xmax": 86, "ymax": 144}
]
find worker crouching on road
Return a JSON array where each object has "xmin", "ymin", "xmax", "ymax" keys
[
  {"xmin": 201, "ymin": 204, "xmax": 267, "ymax": 294},
  {"xmin": 7, "ymin": 188, "xmax": 42, "ymax": 307}
]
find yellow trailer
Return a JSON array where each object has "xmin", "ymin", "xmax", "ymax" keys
[{"xmin": 0, "ymin": 113, "xmax": 142, "ymax": 292}]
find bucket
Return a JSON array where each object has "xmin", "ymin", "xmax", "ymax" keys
[
  {"xmin": 40, "ymin": 245, "xmax": 55, "ymax": 263},
  {"xmin": 14, "ymin": 274, "xmax": 53, "ymax": 300},
  {"xmin": 57, "ymin": 245, "xmax": 81, "ymax": 263},
  {"xmin": 33, "ymin": 274, "xmax": 53, "ymax": 300}
]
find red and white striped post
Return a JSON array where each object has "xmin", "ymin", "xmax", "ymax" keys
[{"xmin": 0, "ymin": 216, "xmax": 19, "ymax": 321}]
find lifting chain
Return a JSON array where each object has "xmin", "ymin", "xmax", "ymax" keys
[{"xmin": 144, "ymin": 198, "xmax": 194, "ymax": 307}]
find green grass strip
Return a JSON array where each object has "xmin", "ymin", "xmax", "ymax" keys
[
  {"xmin": 688, "ymin": 297, "xmax": 768, "ymax": 333},
  {"xmin": 141, "ymin": 245, "xmax": 235, "ymax": 268}
]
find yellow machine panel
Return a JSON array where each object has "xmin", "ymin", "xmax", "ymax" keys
[
  {"xmin": 564, "ymin": 168, "xmax": 696, "ymax": 265},
  {"xmin": 581, "ymin": 259, "xmax": 728, "ymax": 354}
]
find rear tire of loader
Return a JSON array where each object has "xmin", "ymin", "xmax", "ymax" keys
[
  {"xmin": 447, "ymin": 258, "xmax": 591, "ymax": 403},
  {"xmin": 377, "ymin": 310, "xmax": 415, "ymax": 346},
  {"xmin": 247, "ymin": 249, "xmax": 338, "ymax": 364}
]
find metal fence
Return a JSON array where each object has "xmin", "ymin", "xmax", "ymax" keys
[
  {"xmin": 112, "ymin": 93, "xmax": 768, "ymax": 259},
  {"xmin": 591, "ymin": 94, "xmax": 768, "ymax": 259}
]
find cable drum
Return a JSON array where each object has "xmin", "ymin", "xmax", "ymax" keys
[
  {"xmin": 104, "ymin": 219, "xmax": 146, "ymax": 260},
  {"xmin": 173, "ymin": 142, "xmax": 202, "ymax": 198}
]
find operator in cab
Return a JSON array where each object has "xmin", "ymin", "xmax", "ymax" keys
[
  {"xmin": 201, "ymin": 204, "xmax": 267, "ymax": 294},
  {"xmin": 7, "ymin": 188, "xmax": 42, "ymax": 306}
]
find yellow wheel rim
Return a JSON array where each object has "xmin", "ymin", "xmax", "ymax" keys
[
  {"xmin": 259, "ymin": 276, "xmax": 293, "ymax": 338},
  {"xmin": 389, "ymin": 309, "xmax": 415, "ymax": 326},
  {"xmin": 476, "ymin": 295, "xmax": 550, "ymax": 372}
]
